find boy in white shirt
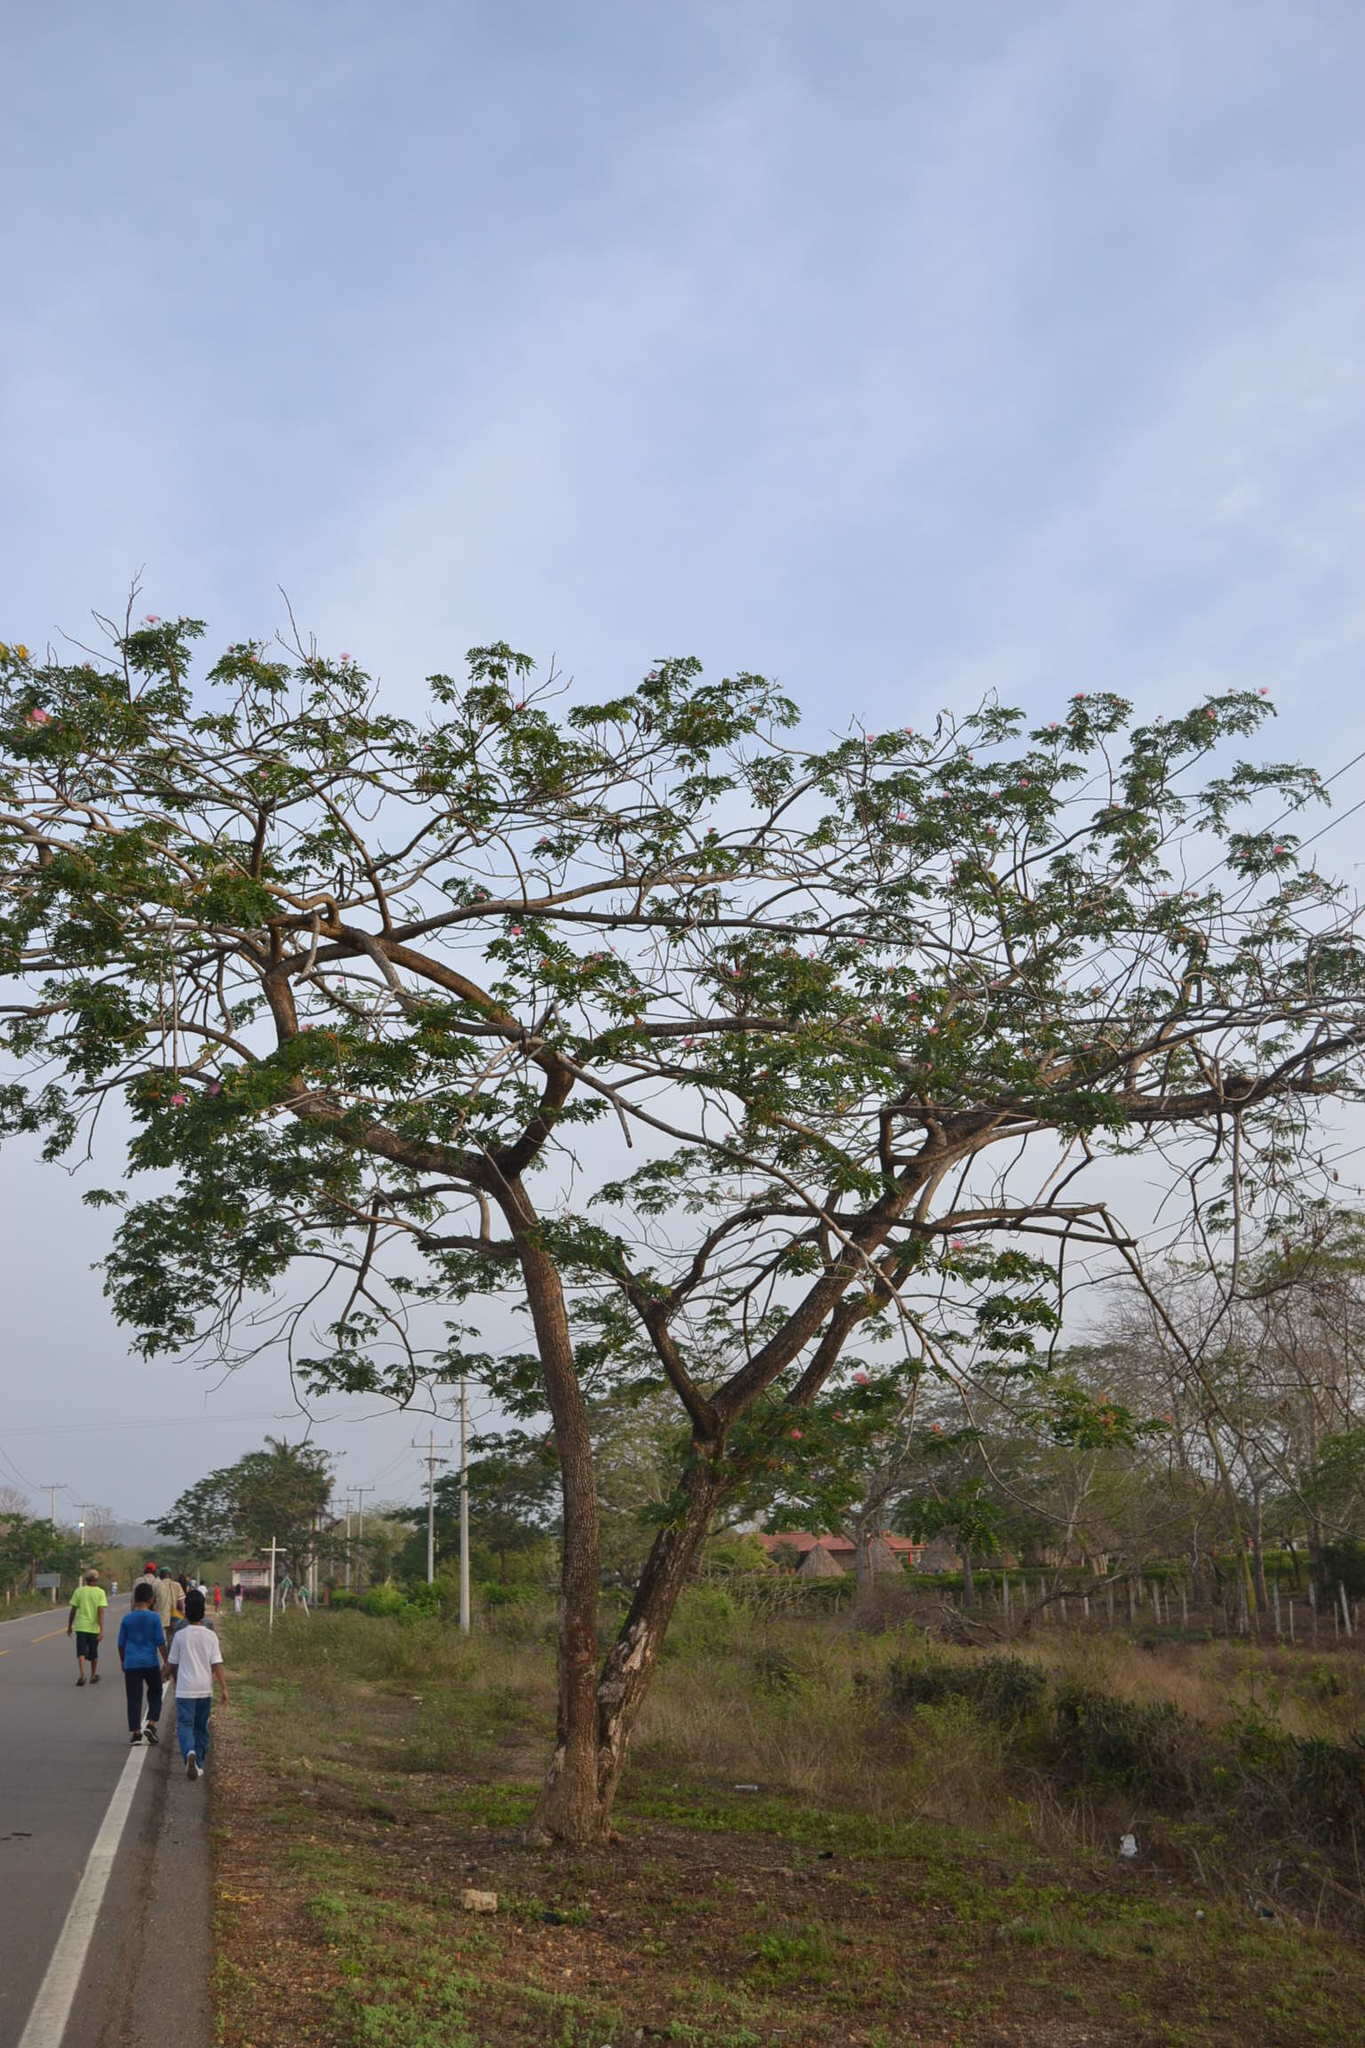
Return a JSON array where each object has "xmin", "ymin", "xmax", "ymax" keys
[{"xmin": 164, "ymin": 1588, "xmax": 228, "ymax": 1780}]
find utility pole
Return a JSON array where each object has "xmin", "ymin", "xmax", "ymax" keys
[
  {"xmin": 350, "ymin": 1485, "xmax": 374, "ymax": 1592},
  {"xmin": 458, "ymin": 1378, "xmax": 470, "ymax": 1635},
  {"xmin": 412, "ymin": 1432, "xmax": 452, "ymax": 1584},
  {"xmin": 40, "ymin": 1483, "xmax": 60, "ymax": 1527},
  {"xmin": 267, "ymin": 1535, "xmax": 281, "ymax": 1636},
  {"xmin": 343, "ymin": 1497, "xmax": 354, "ymax": 1590}
]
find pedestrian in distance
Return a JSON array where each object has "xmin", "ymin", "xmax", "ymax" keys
[
  {"xmin": 66, "ymin": 1570, "xmax": 107, "ymax": 1686},
  {"xmin": 153, "ymin": 1566, "xmax": 184, "ymax": 1642},
  {"xmin": 134, "ymin": 1558, "xmax": 158, "ymax": 1598},
  {"xmin": 212, "ymin": 1583, "xmax": 222, "ymax": 1614},
  {"xmin": 165, "ymin": 1588, "xmax": 227, "ymax": 1781},
  {"xmin": 231, "ymin": 1582, "xmax": 243, "ymax": 1616},
  {"xmin": 118, "ymin": 1582, "xmax": 166, "ymax": 1744}
]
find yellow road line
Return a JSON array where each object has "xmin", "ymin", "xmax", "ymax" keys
[{"xmin": 0, "ymin": 1626, "xmax": 78, "ymax": 1657}]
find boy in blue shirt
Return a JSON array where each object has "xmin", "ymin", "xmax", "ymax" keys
[{"xmin": 117, "ymin": 1581, "xmax": 167, "ymax": 1745}]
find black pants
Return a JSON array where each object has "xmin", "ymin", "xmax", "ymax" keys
[{"xmin": 124, "ymin": 1666, "xmax": 163, "ymax": 1734}]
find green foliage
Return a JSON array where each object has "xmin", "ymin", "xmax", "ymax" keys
[
  {"xmin": 887, "ymin": 1653, "xmax": 1048, "ymax": 1727},
  {"xmin": 156, "ymin": 1436, "xmax": 331, "ymax": 1577},
  {"xmin": 0, "ymin": 1511, "xmax": 69, "ymax": 1592},
  {"xmin": 6, "ymin": 617, "xmax": 1365, "ymax": 1824}
]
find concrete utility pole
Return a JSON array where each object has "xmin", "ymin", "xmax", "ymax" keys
[
  {"xmin": 40, "ymin": 1484, "xmax": 61, "ymax": 1527},
  {"xmin": 350, "ymin": 1485, "xmax": 374, "ymax": 1592},
  {"xmin": 412, "ymin": 1432, "xmax": 452, "ymax": 1583},
  {"xmin": 458, "ymin": 1379, "xmax": 470, "ymax": 1636},
  {"xmin": 267, "ymin": 1535, "xmax": 281, "ymax": 1635}
]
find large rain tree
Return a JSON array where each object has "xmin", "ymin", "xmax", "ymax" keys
[{"xmin": 1, "ymin": 616, "xmax": 1363, "ymax": 1842}]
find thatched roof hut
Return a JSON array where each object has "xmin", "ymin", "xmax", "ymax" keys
[{"xmin": 796, "ymin": 1542, "xmax": 845, "ymax": 1578}]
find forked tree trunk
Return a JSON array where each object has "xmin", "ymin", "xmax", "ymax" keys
[{"xmin": 533, "ymin": 1450, "xmax": 722, "ymax": 1843}]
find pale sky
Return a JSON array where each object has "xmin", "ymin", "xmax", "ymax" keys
[{"xmin": 4, "ymin": 1, "xmax": 1365, "ymax": 1525}]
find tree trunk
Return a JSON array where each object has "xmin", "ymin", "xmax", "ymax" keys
[
  {"xmin": 500, "ymin": 1178, "xmax": 603, "ymax": 1847},
  {"xmin": 854, "ymin": 1520, "xmax": 876, "ymax": 1605},
  {"xmin": 1251, "ymin": 1494, "xmax": 1269, "ymax": 1618},
  {"xmin": 534, "ymin": 1448, "xmax": 722, "ymax": 1842},
  {"xmin": 590, "ymin": 1451, "xmax": 722, "ymax": 1827},
  {"xmin": 960, "ymin": 1546, "xmax": 975, "ymax": 1608}
]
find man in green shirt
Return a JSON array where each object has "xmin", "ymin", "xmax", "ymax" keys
[{"xmin": 67, "ymin": 1571, "xmax": 108, "ymax": 1686}]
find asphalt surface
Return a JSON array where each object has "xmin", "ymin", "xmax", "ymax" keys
[{"xmin": 0, "ymin": 1599, "xmax": 212, "ymax": 2048}]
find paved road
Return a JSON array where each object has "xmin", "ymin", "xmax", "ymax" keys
[{"xmin": 0, "ymin": 1600, "xmax": 211, "ymax": 2048}]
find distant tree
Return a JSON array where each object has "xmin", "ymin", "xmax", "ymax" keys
[
  {"xmin": 2, "ymin": 618, "xmax": 1364, "ymax": 1839},
  {"xmin": 156, "ymin": 1437, "xmax": 331, "ymax": 1577},
  {"xmin": 0, "ymin": 1511, "xmax": 66, "ymax": 1594}
]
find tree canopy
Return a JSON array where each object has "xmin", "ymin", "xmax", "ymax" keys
[
  {"xmin": 2, "ymin": 615, "xmax": 1363, "ymax": 1837},
  {"xmin": 155, "ymin": 1436, "xmax": 332, "ymax": 1573}
]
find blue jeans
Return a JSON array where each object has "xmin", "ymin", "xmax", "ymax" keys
[{"xmin": 176, "ymin": 1694, "xmax": 212, "ymax": 1763}]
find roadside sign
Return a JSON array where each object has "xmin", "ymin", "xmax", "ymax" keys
[{"xmin": 35, "ymin": 1572, "xmax": 60, "ymax": 1589}]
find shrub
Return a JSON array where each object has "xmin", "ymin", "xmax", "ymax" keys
[
  {"xmin": 665, "ymin": 1584, "xmax": 742, "ymax": 1661},
  {"xmin": 361, "ymin": 1583, "xmax": 407, "ymax": 1619},
  {"xmin": 1052, "ymin": 1683, "xmax": 1209, "ymax": 1806},
  {"xmin": 887, "ymin": 1654, "xmax": 1047, "ymax": 1728}
]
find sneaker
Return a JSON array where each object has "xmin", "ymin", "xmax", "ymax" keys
[
  {"xmin": 90, "ymin": 1672, "xmax": 100, "ymax": 1685},
  {"xmin": 76, "ymin": 1675, "xmax": 86, "ymax": 1687},
  {"xmin": 144, "ymin": 1724, "xmax": 159, "ymax": 1745},
  {"xmin": 130, "ymin": 1732, "xmax": 143, "ymax": 1745},
  {"xmin": 186, "ymin": 1754, "xmax": 199, "ymax": 1781}
]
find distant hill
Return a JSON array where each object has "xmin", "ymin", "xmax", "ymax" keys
[{"xmin": 110, "ymin": 1522, "xmax": 163, "ymax": 1549}]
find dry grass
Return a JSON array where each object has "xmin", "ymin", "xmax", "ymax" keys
[{"xmin": 211, "ymin": 1602, "xmax": 1365, "ymax": 2048}]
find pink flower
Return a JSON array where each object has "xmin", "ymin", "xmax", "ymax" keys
[
  {"xmin": 1259, "ymin": 688, "xmax": 1269, "ymax": 696},
  {"xmin": 1018, "ymin": 778, "xmax": 1030, "ymax": 788},
  {"xmin": 169, "ymin": 1092, "xmax": 188, "ymax": 1108},
  {"xmin": 926, "ymin": 1024, "xmax": 939, "ymax": 1034},
  {"xmin": 339, "ymin": 651, "xmax": 352, "ymax": 661},
  {"xmin": 510, "ymin": 925, "xmax": 524, "ymax": 935},
  {"xmin": 206, "ymin": 1080, "xmax": 223, "ymax": 1097},
  {"xmin": 26, "ymin": 707, "xmax": 50, "ymax": 726},
  {"xmin": 853, "ymin": 1371, "xmax": 870, "ymax": 1385},
  {"xmin": 1204, "ymin": 707, "xmax": 1217, "ymax": 718},
  {"xmin": 950, "ymin": 1237, "xmax": 967, "ymax": 1250},
  {"xmin": 1273, "ymin": 844, "xmax": 1286, "ymax": 854},
  {"xmin": 930, "ymin": 1423, "xmax": 942, "ymax": 1435},
  {"xmin": 903, "ymin": 726, "xmax": 915, "ymax": 736},
  {"xmin": 789, "ymin": 1428, "xmax": 804, "ymax": 1441},
  {"xmin": 143, "ymin": 613, "xmax": 160, "ymax": 624},
  {"xmin": 1071, "ymin": 693, "xmax": 1087, "ymax": 702},
  {"xmin": 1047, "ymin": 722, "xmax": 1061, "ymax": 730}
]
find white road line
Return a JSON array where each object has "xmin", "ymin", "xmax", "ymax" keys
[{"xmin": 16, "ymin": 1741, "xmax": 150, "ymax": 2048}]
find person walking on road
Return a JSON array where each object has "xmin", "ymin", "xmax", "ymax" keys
[
  {"xmin": 153, "ymin": 1566, "xmax": 183, "ymax": 1642},
  {"xmin": 212, "ymin": 1583, "xmax": 222, "ymax": 1615},
  {"xmin": 165, "ymin": 1589, "xmax": 227, "ymax": 1781},
  {"xmin": 117, "ymin": 1582, "xmax": 166, "ymax": 1744},
  {"xmin": 231, "ymin": 1582, "xmax": 243, "ymax": 1616},
  {"xmin": 66, "ymin": 1570, "xmax": 107, "ymax": 1686}
]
